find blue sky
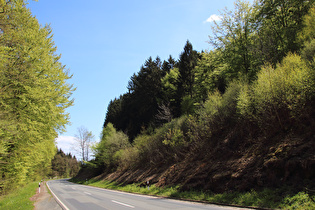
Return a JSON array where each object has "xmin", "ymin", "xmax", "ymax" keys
[{"xmin": 27, "ymin": 0, "xmax": 242, "ymax": 157}]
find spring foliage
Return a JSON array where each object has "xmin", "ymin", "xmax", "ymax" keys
[
  {"xmin": 94, "ymin": 0, "xmax": 315, "ymax": 177},
  {"xmin": 0, "ymin": 0, "xmax": 74, "ymax": 194}
]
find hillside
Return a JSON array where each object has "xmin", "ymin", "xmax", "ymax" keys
[
  {"xmin": 77, "ymin": 115, "xmax": 314, "ymax": 193},
  {"xmin": 75, "ymin": 0, "xmax": 315, "ymax": 205}
]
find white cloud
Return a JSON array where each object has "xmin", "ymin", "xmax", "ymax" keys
[
  {"xmin": 205, "ymin": 14, "xmax": 222, "ymax": 23},
  {"xmin": 55, "ymin": 136, "xmax": 77, "ymax": 155}
]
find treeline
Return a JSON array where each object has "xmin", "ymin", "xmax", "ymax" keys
[
  {"xmin": 104, "ymin": 0, "xmax": 314, "ymax": 141},
  {"xmin": 92, "ymin": 0, "xmax": 315, "ymax": 175},
  {"xmin": 0, "ymin": 0, "xmax": 74, "ymax": 194},
  {"xmin": 50, "ymin": 149, "xmax": 80, "ymax": 178}
]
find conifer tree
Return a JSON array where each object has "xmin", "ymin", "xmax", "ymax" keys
[{"xmin": 175, "ymin": 40, "xmax": 199, "ymax": 116}]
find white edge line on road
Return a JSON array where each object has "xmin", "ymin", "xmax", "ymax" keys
[
  {"xmin": 112, "ymin": 200, "xmax": 135, "ymax": 208},
  {"xmin": 80, "ymin": 183, "xmax": 155, "ymax": 199},
  {"xmin": 66, "ymin": 181, "xmax": 247, "ymax": 209},
  {"xmin": 84, "ymin": 191, "xmax": 92, "ymax": 195},
  {"xmin": 46, "ymin": 181, "xmax": 70, "ymax": 210}
]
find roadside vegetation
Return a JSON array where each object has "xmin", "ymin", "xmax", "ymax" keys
[
  {"xmin": 70, "ymin": 178, "xmax": 315, "ymax": 209},
  {"xmin": 0, "ymin": 181, "xmax": 38, "ymax": 210},
  {"xmin": 0, "ymin": 0, "xmax": 75, "ymax": 195}
]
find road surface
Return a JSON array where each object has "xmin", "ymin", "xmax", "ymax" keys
[{"xmin": 47, "ymin": 179, "xmax": 246, "ymax": 210}]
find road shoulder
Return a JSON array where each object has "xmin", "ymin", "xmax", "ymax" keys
[{"xmin": 32, "ymin": 181, "xmax": 62, "ymax": 210}]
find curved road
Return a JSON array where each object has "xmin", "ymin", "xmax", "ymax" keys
[{"xmin": 47, "ymin": 179, "xmax": 246, "ymax": 210}]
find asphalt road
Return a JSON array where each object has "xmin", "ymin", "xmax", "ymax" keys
[{"xmin": 47, "ymin": 179, "xmax": 246, "ymax": 210}]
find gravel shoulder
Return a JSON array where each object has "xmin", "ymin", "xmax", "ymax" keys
[{"xmin": 32, "ymin": 181, "xmax": 62, "ymax": 210}]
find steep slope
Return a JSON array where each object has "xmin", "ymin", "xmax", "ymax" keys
[{"xmin": 90, "ymin": 122, "xmax": 314, "ymax": 193}]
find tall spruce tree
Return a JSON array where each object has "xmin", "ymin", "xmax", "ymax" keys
[
  {"xmin": 176, "ymin": 40, "xmax": 199, "ymax": 116},
  {"xmin": 126, "ymin": 57, "xmax": 164, "ymax": 139}
]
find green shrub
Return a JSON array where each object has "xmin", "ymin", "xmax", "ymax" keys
[
  {"xmin": 114, "ymin": 147, "xmax": 139, "ymax": 169},
  {"xmin": 281, "ymin": 192, "xmax": 315, "ymax": 210},
  {"xmin": 236, "ymin": 53, "xmax": 314, "ymax": 130},
  {"xmin": 116, "ymin": 116, "xmax": 192, "ymax": 168},
  {"xmin": 161, "ymin": 116, "xmax": 190, "ymax": 147},
  {"xmin": 236, "ymin": 82, "xmax": 253, "ymax": 118},
  {"xmin": 163, "ymin": 128, "xmax": 184, "ymax": 146},
  {"xmin": 251, "ymin": 53, "xmax": 314, "ymax": 128},
  {"xmin": 198, "ymin": 81, "xmax": 242, "ymax": 125},
  {"xmin": 92, "ymin": 123, "xmax": 131, "ymax": 167},
  {"xmin": 199, "ymin": 90, "xmax": 222, "ymax": 121}
]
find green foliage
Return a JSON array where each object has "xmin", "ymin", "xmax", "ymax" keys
[
  {"xmin": 301, "ymin": 39, "xmax": 315, "ymax": 66},
  {"xmin": 50, "ymin": 149, "xmax": 80, "ymax": 178},
  {"xmin": 96, "ymin": 1, "xmax": 315, "ymax": 204},
  {"xmin": 209, "ymin": 0, "xmax": 261, "ymax": 83},
  {"xmin": 104, "ymin": 97, "xmax": 123, "ymax": 130},
  {"xmin": 105, "ymin": 52, "xmax": 314, "ymax": 174},
  {"xmin": 239, "ymin": 53, "xmax": 314, "ymax": 129},
  {"xmin": 198, "ymin": 81, "xmax": 242, "ymax": 125},
  {"xmin": 114, "ymin": 147, "xmax": 139, "ymax": 169},
  {"xmin": 180, "ymin": 96, "xmax": 196, "ymax": 115},
  {"xmin": 281, "ymin": 192, "xmax": 315, "ymax": 210},
  {"xmin": 300, "ymin": 8, "xmax": 315, "ymax": 69},
  {"xmin": 199, "ymin": 90, "xmax": 223, "ymax": 121},
  {"xmin": 256, "ymin": 0, "xmax": 314, "ymax": 66},
  {"xmin": 299, "ymin": 7, "xmax": 315, "ymax": 43},
  {"xmin": 114, "ymin": 116, "xmax": 191, "ymax": 169},
  {"xmin": 93, "ymin": 123, "xmax": 130, "ymax": 168},
  {"xmin": 0, "ymin": 0, "xmax": 74, "ymax": 194},
  {"xmin": 163, "ymin": 128, "xmax": 184, "ymax": 146},
  {"xmin": 162, "ymin": 116, "xmax": 189, "ymax": 147},
  {"xmin": 0, "ymin": 181, "xmax": 38, "ymax": 210},
  {"xmin": 104, "ymin": 57, "xmax": 166, "ymax": 140},
  {"xmin": 194, "ymin": 50, "xmax": 227, "ymax": 100},
  {"xmin": 236, "ymin": 82, "xmax": 252, "ymax": 118},
  {"xmin": 161, "ymin": 67, "xmax": 179, "ymax": 104}
]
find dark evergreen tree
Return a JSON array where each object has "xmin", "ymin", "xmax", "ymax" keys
[
  {"xmin": 161, "ymin": 55, "xmax": 177, "ymax": 75},
  {"xmin": 50, "ymin": 149, "xmax": 80, "ymax": 178},
  {"xmin": 175, "ymin": 40, "xmax": 199, "ymax": 116},
  {"xmin": 104, "ymin": 97, "xmax": 122, "ymax": 129},
  {"xmin": 126, "ymin": 56, "xmax": 164, "ymax": 139}
]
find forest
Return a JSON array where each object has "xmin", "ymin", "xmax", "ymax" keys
[
  {"xmin": 49, "ymin": 149, "xmax": 80, "ymax": 179},
  {"xmin": 88, "ymin": 0, "xmax": 315, "ymax": 194},
  {"xmin": 0, "ymin": 0, "xmax": 75, "ymax": 194}
]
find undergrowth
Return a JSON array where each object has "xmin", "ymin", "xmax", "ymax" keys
[{"xmin": 0, "ymin": 181, "xmax": 38, "ymax": 210}]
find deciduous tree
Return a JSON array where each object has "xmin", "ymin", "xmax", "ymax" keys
[
  {"xmin": 73, "ymin": 126, "xmax": 94, "ymax": 162},
  {"xmin": 0, "ymin": 0, "xmax": 74, "ymax": 194}
]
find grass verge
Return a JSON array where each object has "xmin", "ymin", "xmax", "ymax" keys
[
  {"xmin": 0, "ymin": 181, "xmax": 38, "ymax": 210},
  {"xmin": 70, "ymin": 178, "xmax": 315, "ymax": 209}
]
